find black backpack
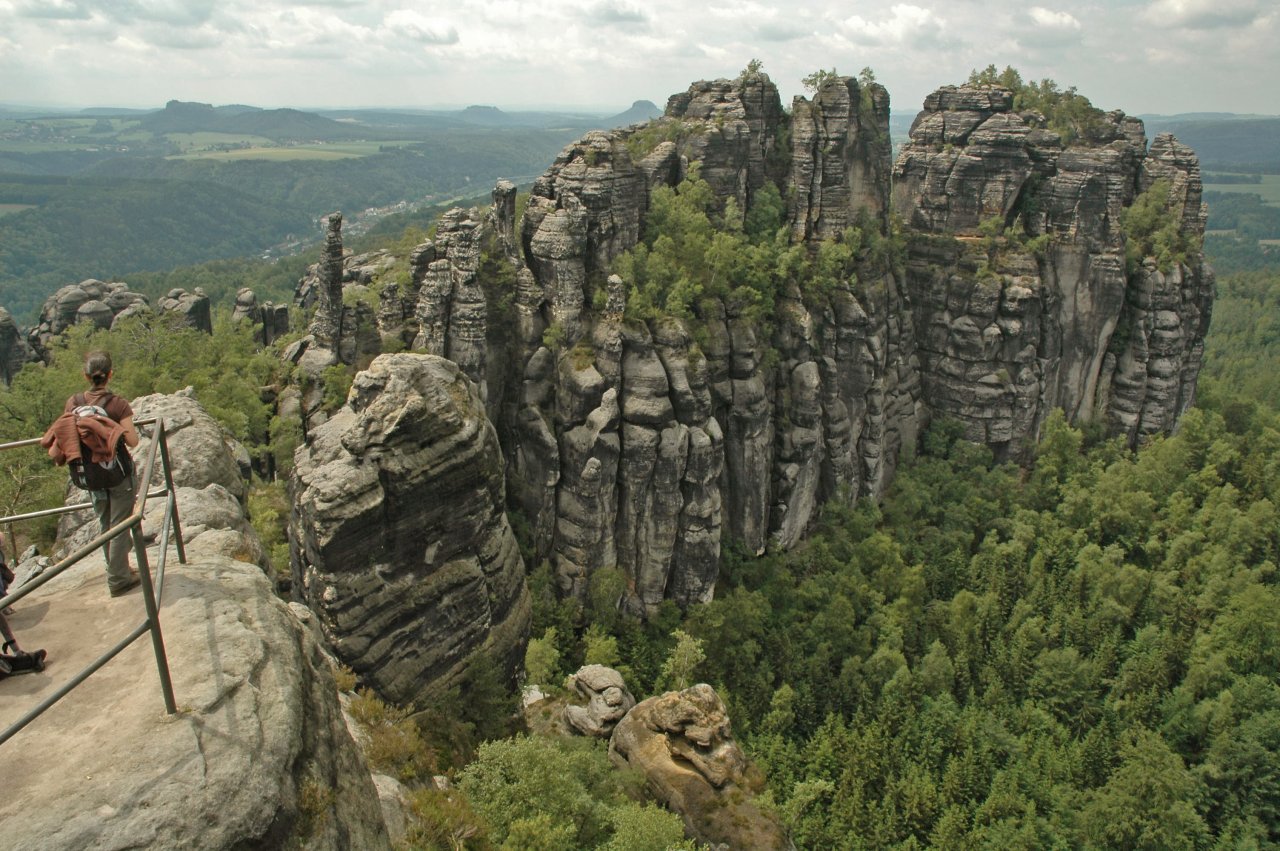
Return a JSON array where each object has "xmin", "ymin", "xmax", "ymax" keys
[{"xmin": 68, "ymin": 391, "xmax": 133, "ymax": 492}]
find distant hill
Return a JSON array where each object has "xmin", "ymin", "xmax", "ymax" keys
[
  {"xmin": 460, "ymin": 105, "xmax": 510, "ymax": 126},
  {"xmin": 138, "ymin": 100, "xmax": 385, "ymax": 142},
  {"xmin": 78, "ymin": 107, "xmax": 151, "ymax": 117},
  {"xmin": 316, "ymin": 106, "xmax": 602, "ymax": 131},
  {"xmin": 1139, "ymin": 112, "xmax": 1275, "ymax": 126},
  {"xmin": 0, "ymin": 173, "xmax": 310, "ymax": 319},
  {"xmin": 607, "ymin": 100, "xmax": 662, "ymax": 127},
  {"xmin": 1150, "ymin": 117, "xmax": 1280, "ymax": 171}
]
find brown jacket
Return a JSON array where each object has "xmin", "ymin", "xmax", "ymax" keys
[{"xmin": 41, "ymin": 412, "xmax": 129, "ymax": 466}]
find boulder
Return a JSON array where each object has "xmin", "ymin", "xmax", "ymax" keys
[
  {"xmin": 564, "ymin": 664, "xmax": 635, "ymax": 737},
  {"xmin": 609, "ymin": 684, "xmax": 790, "ymax": 849}
]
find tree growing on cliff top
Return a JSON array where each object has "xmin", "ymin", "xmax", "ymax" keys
[
  {"xmin": 736, "ymin": 58, "xmax": 766, "ymax": 84},
  {"xmin": 802, "ymin": 67, "xmax": 840, "ymax": 92},
  {"xmin": 967, "ymin": 64, "xmax": 1106, "ymax": 143}
]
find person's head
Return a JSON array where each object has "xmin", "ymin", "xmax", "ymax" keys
[{"xmin": 84, "ymin": 350, "xmax": 113, "ymax": 387}]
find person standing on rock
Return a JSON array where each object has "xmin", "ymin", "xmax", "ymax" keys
[{"xmin": 68, "ymin": 351, "xmax": 141, "ymax": 598}]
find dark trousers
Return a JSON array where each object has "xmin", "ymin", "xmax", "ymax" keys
[{"xmin": 91, "ymin": 473, "xmax": 137, "ymax": 590}]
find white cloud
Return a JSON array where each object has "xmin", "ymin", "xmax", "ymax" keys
[
  {"xmin": 12, "ymin": 0, "xmax": 89, "ymax": 19},
  {"xmin": 384, "ymin": 10, "xmax": 458, "ymax": 44},
  {"xmin": 1142, "ymin": 0, "xmax": 1265, "ymax": 29},
  {"xmin": 584, "ymin": 0, "xmax": 647, "ymax": 26},
  {"xmin": 0, "ymin": 0, "xmax": 1276, "ymax": 114},
  {"xmin": 1027, "ymin": 7, "xmax": 1080, "ymax": 31},
  {"xmin": 841, "ymin": 4, "xmax": 949, "ymax": 48}
]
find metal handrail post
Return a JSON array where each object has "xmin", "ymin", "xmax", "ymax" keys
[
  {"xmin": 131, "ymin": 524, "xmax": 176, "ymax": 715},
  {"xmin": 155, "ymin": 421, "xmax": 186, "ymax": 565}
]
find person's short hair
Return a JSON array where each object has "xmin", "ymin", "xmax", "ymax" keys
[{"xmin": 84, "ymin": 351, "xmax": 112, "ymax": 386}]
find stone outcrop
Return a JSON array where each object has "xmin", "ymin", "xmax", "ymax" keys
[
  {"xmin": 0, "ymin": 306, "xmax": 38, "ymax": 384},
  {"xmin": 156, "ymin": 287, "xmax": 213, "ymax": 334},
  {"xmin": 609, "ymin": 684, "xmax": 790, "ymax": 849},
  {"xmin": 665, "ymin": 75, "xmax": 787, "ymax": 217},
  {"xmin": 789, "ymin": 75, "xmax": 893, "ymax": 240},
  {"xmin": 436, "ymin": 71, "xmax": 920, "ymax": 615},
  {"xmin": 233, "ymin": 287, "xmax": 291, "ymax": 346},
  {"xmin": 0, "ymin": 555, "xmax": 391, "ymax": 851},
  {"xmin": 23, "ymin": 279, "xmax": 219, "ymax": 364},
  {"xmin": 26, "ymin": 279, "xmax": 151, "ymax": 359},
  {"xmin": 3, "ymin": 391, "xmax": 390, "ymax": 850},
  {"xmin": 893, "ymin": 84, "xmax": 1213, "ymax": 449},
  {"xmin": 564, "ymin": 664, "xmax": 636, "ymax": 737},
  {"xmin": 290, "ymin": 353, "xmax": 531, "ymax": 707}
]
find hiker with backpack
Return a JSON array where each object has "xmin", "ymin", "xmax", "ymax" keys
[{"xmin": 40, "ymin": 351, "xmax": 141, "ymax": 598}]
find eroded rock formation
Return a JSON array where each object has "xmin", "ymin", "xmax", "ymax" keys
[
  {"xmin": 609, "ymin": 684, "xmax": 790, "ymax": 849},
  {"xmin": 287, "ymin": 71, "xmax": 1211, "ymax": 626},
  {"xmin": 233, "ymin": 287, "xmax": 290, "ymax": 346},
  {"xmin": 893, "ymin": 85, "xmax": 1213, "ymax": 448},
  {"xmin": 0, "ymin": 307, "xmax": 37, "ymax": 384},
  {"xmin": 290, "ymin": 353, "xmax": 531, "ymax": 706},
  {"xmin": 565, "ymin": 664, "xmax": 636, "ymax": 738},
  {"xmin": 23, "ymin": 279, "xmax": 216, "ymax": 364}
]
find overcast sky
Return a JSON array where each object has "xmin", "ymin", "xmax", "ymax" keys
[{"xmin": 1, "ymin": 0, "xmax": 1275, "ymax": 117}]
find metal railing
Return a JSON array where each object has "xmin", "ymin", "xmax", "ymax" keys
[{"xmin": 0, "ymin": 416, "xmax": 186, "ymax": 747}]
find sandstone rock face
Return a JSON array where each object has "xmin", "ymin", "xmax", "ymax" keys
[
  {"xmin": 287, "ymin": 73, "xmax": 1210, "ymax": 626},
  {"xmin": 157, "ymin": 287, "xmax": 213, "ymax": 333},
  {"xmin": 564, "ymin": 664, "xmax": 636, "ymax": 737},
  {"xmin": 417, "ymin": 72, "xmax": 922, "ymax": 616},
  {"xmin": 789, "ymin": 74, "xmax": 893, "ymax": 241},
  {"xmin": 609, "ymin": 684, "xmax": 790, "ymax": 849},
  {"xmin": 290, "ymin": 353, "xmax": 531, "ymax": 706},
  {"xmin": 522, "ymin": 131, "xmax": 647, "ymax": 345},
  {"xmin": 234, "ymin": 287, "xmax": 291, "ymax": 346},
  {"xmin": 27, "ymin": 279, "xmax": 152, "ymax": 361},
  {"xmin": 665, "ymin": 75, "xmax": 787, "ymax": 215},
  {"xmin": 893, "ymin": 84, "xmax": 1213, "ymax": 451},
  {"xmin": 411, "ymin": 208, "xmax": 490, "ymax": 400},
  {"xmin": 0, "ymin": 555, "xmax": 391, "ymax": 851},
  {"xmin": 0, "ymin": 306, "xmax": 37, "ymax": 384},
  {"xmin": 309, "ymin": 212, "xmax": 346, "ymax": 353}
]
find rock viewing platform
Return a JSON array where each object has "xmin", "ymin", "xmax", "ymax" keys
[
  {"xmin": 0, "ymin": 541, "xmax": 388, "ymax": 850},
  {"xmin": 0, "ymin": 389, "xmax": 391, "ymax": 850}
]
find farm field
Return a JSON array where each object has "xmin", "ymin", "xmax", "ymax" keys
[
  {"xmin": 1202, "ymin": 173, "xmax": 1280, "ymax": 205},
  {"xmin": 165, "ymin": 131, "xmax": 275, "ymax": 149},
  {"xmin": 168, "ymin": 140, "xmax": 414, "ymax": 161}
]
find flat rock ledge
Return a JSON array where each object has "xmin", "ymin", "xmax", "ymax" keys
[{"xmin": 0, "ymin": 549, "xmax": 390, "ymax": 850}]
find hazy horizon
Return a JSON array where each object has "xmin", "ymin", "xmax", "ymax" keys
[{"xmin": 2, "ymin": 1, "xmax": 1277, "ymax": 120}]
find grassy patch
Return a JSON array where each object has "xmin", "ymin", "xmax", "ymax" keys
[
  {"xmin": 169, "ymin": 140, "xmax": 415, "ymax": 162},
  {"xmin": 0, "ymin": 204, "xmax": 36, "ymax": 217},
  {"xmin": 166, "ymin": 131, "xmax": 275, "ymax": 149},
  {"xmin": 1202, "ymin": 173, "xmax": 1280, "ymax": 205}
]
